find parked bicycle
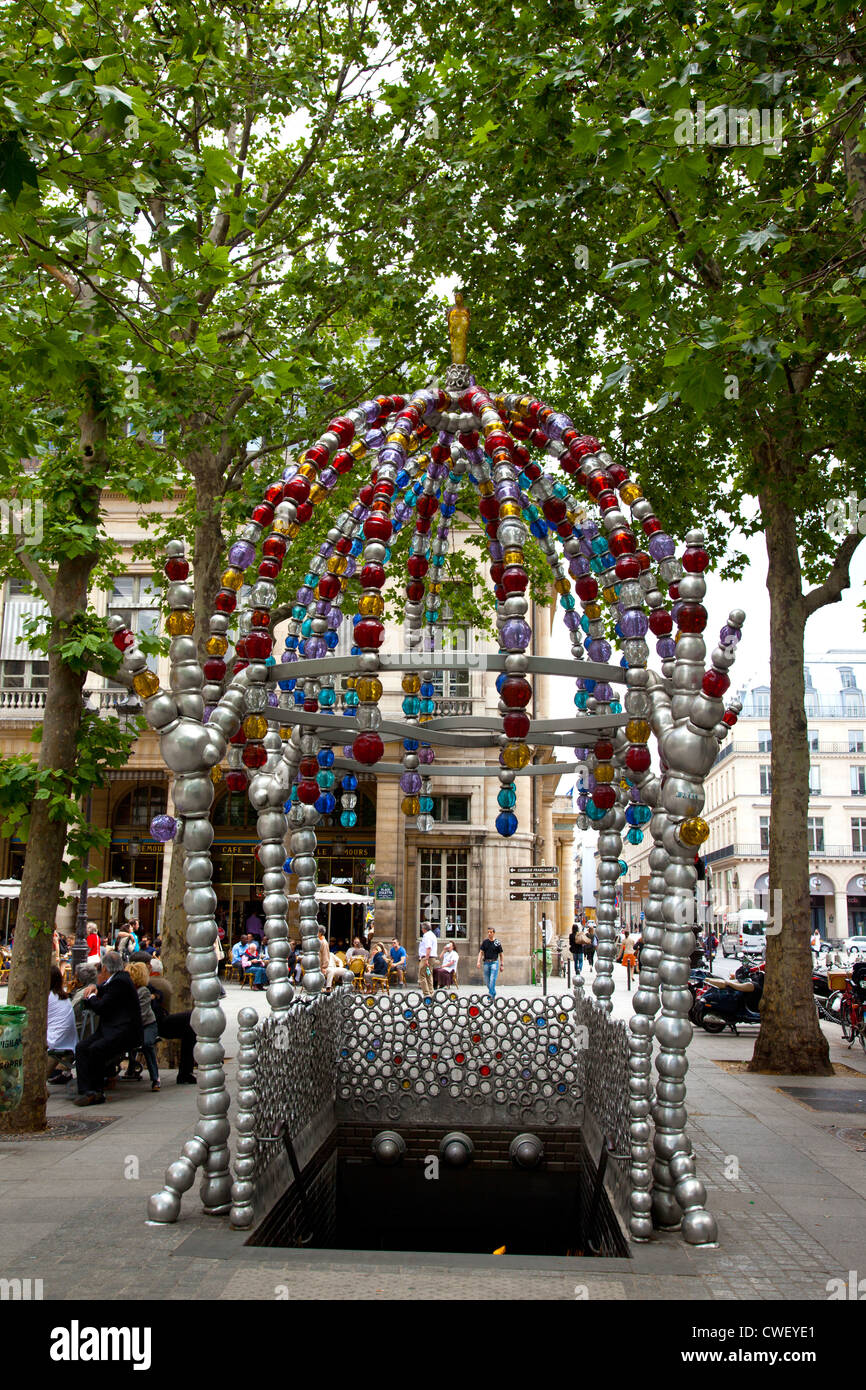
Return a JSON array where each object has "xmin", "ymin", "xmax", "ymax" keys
[{"xmin": 840, "ymin": 962, "xmax": 866, "ymax": 1051}]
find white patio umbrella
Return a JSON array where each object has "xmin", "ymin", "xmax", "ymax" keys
[
  {"xmin": 287, "ymin": 883, "xmax": 374, "ymax": 942},
  {"xmin": 88, "ymin": 880, "xmax": 158, "ymax": 934},
  {"xmin": 0, "ymin": 879, "xmax": 21, "ymax": 944}
]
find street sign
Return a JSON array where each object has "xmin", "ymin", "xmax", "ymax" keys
[
  {"xmin": 509, "ymin": 891, "xmax": 559, "ymax": 902},
  {"xmin": 510, "ymin": 877, "xmax": 559, "ymax": 888},
  {"xmin": 508, "ymin": 865, "xmax": 559, "ymax": 876}
]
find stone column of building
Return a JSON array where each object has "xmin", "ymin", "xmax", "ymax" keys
[
  {"xmin": 833, "ymin": 886, "xmax": 849, "ymax": 939},
  {"xmin": 558, "ymin": 832, "xmax": 575, "ymax": 936},
  {"xmin": 375, "ymin": 768, "xmax": 401, "ymax": 943}
]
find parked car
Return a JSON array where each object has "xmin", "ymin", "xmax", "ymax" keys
[
  {"xmin": 845, "ymin": 936, "xmax": 866, "ymax": 957},
  {"xmin": 721, "ymin": 913, "xmax": 767, "ymax": 958}
]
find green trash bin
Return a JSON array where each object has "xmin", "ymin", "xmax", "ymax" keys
[{"xmin": 0, "ymin": 1005, "xmax": 27, "ymax": 1112}]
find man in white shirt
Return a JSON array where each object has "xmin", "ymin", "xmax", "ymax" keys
[{"xmin": 418, "ymin": 924, "xmax": 438, "ymax": 995}]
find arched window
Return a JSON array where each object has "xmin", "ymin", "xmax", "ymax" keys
[
  {"xmin": 212, "ymin": 790, "xmax": 258, "ymax": 828},
  {"xmin": 113, "ymin": 785, "xmax": 167, "ymax": 827}
]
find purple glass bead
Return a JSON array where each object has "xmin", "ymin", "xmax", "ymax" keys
[
  {"xmin": 544, "ymin": 412, "xmax": 572, "ymax": 441},
  {"xmin": 719, "ymin": 624, "xmax": 741, "ymax": 647},
  {"xmin": 418, "ymin": 746, "xmax": 435, "ymax": 765},
  {"xmin": 393, "ymin": 503, "xmax": 411, "ymax": 523},
  {"xmin": 267, "ymin": 691, "xmax": 278, "ymax": 707},
  {"xmin": 377, "ymin": 446, "xmax": 404, "ymax": 468},
  {"xmin": 320, "ymin": 468, "xmax": 337, "ymax": 490},
  {"xmin": 438, "ymin": 430, "xmax": 451, "ymax": 447},
  {"xmin": 489, "ymin": 541, "xmax": 503, "ymax": 563},
  {"xmin": 282, "ymin": 648, "xmax": 296, "ymax": 663},
  {"xmin": 203, "ymin": 705, "xmax": 216, "ymax": 723},
  {"xmin": 437, "ymin": 524, "xmax": 449, "ymax": 541},
  {"xmin": 629, "ymin": 786, "xmax": 641, "ymax": 802},
  {"xmin": 583, "ymin": 521, "xmax": 599, "ymax": 539},
  {"xmin": 282, "ymin": 462, "xmax": 299, "ymax": 481},
  {"xmin": 619, "ymin": 609, "xmax": 649, "ymax": 638},
  {"xmin": 364, "ymin": 400, "xmax": 381, "ymax": 425},
  {"xmin": 593, "ymin": 682, "xmax": 613, "ymax": 702},
  {"xmin": 400, "ymin": 771, "xmax": 422, "ymax": 794},
  {"xmin": 305, "ymin": 636, "xmax": 327, "ymax": 659},
  {"xmin": 315, "ymin": 599, "xmax": 330, "ymax": 616},
  {"xmin": 671, "ymin": 601, "xmax": 683, "ymax": 625},
  {"xmin": 344, "ymin": 558, "xmax": 356, "ymax": 578},
  {"xmin": 656, "ymin": 637, "xmax": 676, "ymax": 659},
  {"xmin": 297, "ymin": 586, "xmax": 313, "ymax": 606},
  {"xmin": 563, "ymin": 610, "xmax": 581, "ymax": 632},
  {"xmin": 429, "ymin": 461, "xmax": 449, "ymax": 481},
  {"xmin": 587, "ymin": 639, "xmax": 612, "ymax": 662},
  {"xmin": 576, "ymin": 793, "xmax": 588, "ymax": 812},
  {"xmin": 329, "ymin": 610, "xmax": 343, "ymax": 629},
  {"xmin": 647, "ymin": 532, "xmax": 676, "ymax": 562},
  {"xmin": 496, "ymin": 481, "xmax": 521, "ymax": 502},
  {"xmin": 569, "ymin": 556, "xmax": 590, "ymax": 578},
  {"xmin": 586, "ymin": 772, "xmax": 597, "ymax": 790},
  {"xmin": 501, "ymin": 618, "xmax": 531, "ymax": 651},
  {"xmin": 365, "ymin": 427, "xmax": 385, "ymax": 447},
  {"xmin": 343, "ymin": 744, "xmax": 354, "ymax": 758},
  {"xmin": 352, "ymin": 505, "xmax": 370, "ymax": 522},
  {"xmin": 573, "ymin": 747, "xmax": 588, "ymax": 760},
  {"xmin": 229, "ymin": 540, "xmax": 256, "ymax": 569},
  {"xmin": 150, "ymin": 814, "xmax": 177, "ymax": 843}
]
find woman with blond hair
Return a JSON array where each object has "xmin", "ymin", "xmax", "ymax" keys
[{"xmin": 127, "ymin": 960, "xmax": 160, "ymax": 1091}]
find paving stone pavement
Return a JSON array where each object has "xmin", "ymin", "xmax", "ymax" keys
[{"xmin": 1, "ymin": 970, "xmax": 865, "ymax": 1300}]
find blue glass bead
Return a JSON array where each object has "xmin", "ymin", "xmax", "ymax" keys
[
  {"xmin": 560, "ymin": 593, "xmax": 576, "ymax": 610},
  {"xmin": 396, "ymin": 470, "xmax": 409, "ymax": 488},
  {"xmin": 293, "ymin": 691, "xmax": 305, "ymax": 706},
  {"xmin": 574, "ymin": 692, "xmax": 588, "ymax": 710},
  {"xmin": 591, "ymin": 535, "xmax": 608, "ymax": 554},
  {"xmin": 420, "ymin": 698, "xmax": 435, "ymax": 715},
  {"xmin": 626, "ymin": 828, "xmax": 644, "ymax": 845},
  {"xmin": 282, "ymin": 857, "xmax": 293, "ymax": 873},
  {"xmin": 315, "ymin": 793, "xmax": 336, "ymax": 814},
  {"xmin": 585, "ymin": 799, "xmax": 607, "ymax": 822},
  {"xmin": 419, "ymin": 796, "xmax": 434, "ymax": 813},
  {"xmin": 318, "ymin": 748, "xmax": 334, "ymax": 767},
  {"xmin": 301, "ymin": 619, "xmax": 313, "ymax": 637},
  {"xmin": 278, "ymin": 679, "xmax": 292, "ymax": 691},
  {"xmin": 610, "ymin": 700, "xmax": 622, "ymax": 713},
  {"xmin": 530, "ymin": 519, "xmax": 547, "ymax": 538},
  {"xmin": 553, "ymin": 481, "xmax": 568, "ymax": 498},
  {"xmin": 585, "ymin": 679, "xmax": 596, "ymax": 692},
  {"xmin": 495, "ymin": 810, "xmax": 518, "ymax": 837},
  {"xmin": 497, "ymin": 786, "xmax": 517, "ymax": 809},
  {"xmin": 420, "ymin": 682, "xmax": 434, "ymax": 698},
  {"xmin": 580, "ymin": 615, "xmax": 590, "ymax": 633},
  {"xmin": 324, "ymin": 631, "xmax": 338, "ymax": 649},
  {"xmin": 265, "ymin": 655, "xmax": 275, "ymax": 666},
  {"xmin": 495, "ymin": 672, "xmax": 507, "ymax": 694},
  {"xmin": 403, "ymin": 738, "xmax": 419, "ymax": 752},
  {"xmin": 344, "ymin": 690, "xmax": 359, "ymax": 706},
  {"xmin": 350, "ymin": 539, "xmax": 363, "ymax": 556},
  {"xmin": 343, "ymin": 705, "xmax": 357, "ymax": 717},
  {"xmin": 341, "ymin": 774, "xmax": 358, "ymax": 790}
]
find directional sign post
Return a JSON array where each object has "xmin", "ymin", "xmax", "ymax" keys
[{"xmin": 508, "ymin": 890, "xmax": 559, "ymax": 902}]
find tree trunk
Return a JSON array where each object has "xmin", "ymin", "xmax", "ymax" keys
[
  {"xmin": 0, "ymin": 411, "xmax": 104, "ymax": 1132},
  {"xmin": 749, "ymin": 482, "xmax": 832, "ymax": 1074},
  {"xmin": 157, "ymin": 447, "xmax": 225, "ymax": 1006}
]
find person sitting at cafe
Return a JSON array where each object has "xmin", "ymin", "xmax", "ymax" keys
[
  {"xmin": 435, "ymin": 943, "xmax": 459, "ymax": 987},
  {"xmin": 345, "ymin": 937, "xmax": 368, "ymax": 963},
  {"xmin": 367, "ymin": 941, "xmax": 389, "ymax": 984},
  {"xmin": 74, "ymin": 951, "xmax": 142, "ymax": 1107},
  {"xmin": 46, "ymin": 965, "xmax": 79, "ymax": 1085},
  {"xmin": 388, "ymin": 938, "xmax": 407, "ymax": 984}
]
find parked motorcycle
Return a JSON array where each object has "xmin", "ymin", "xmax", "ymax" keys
[{"xmin": 692, "ymin": 962, "xmax": 764, "ymax": 1034}]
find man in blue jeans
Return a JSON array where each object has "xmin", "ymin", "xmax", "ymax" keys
[{"xmin": 477, "ymin": 927, "xmax": 504, "ymax": 997}]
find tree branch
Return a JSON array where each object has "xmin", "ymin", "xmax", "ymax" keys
[{"xmin": 802, "ymin": 529, "xmax": 865, "ymax": 617}]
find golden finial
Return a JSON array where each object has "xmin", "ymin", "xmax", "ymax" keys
[{"xmin": 447, "ymin": 291, "xmax": 470, "ymax": 366}]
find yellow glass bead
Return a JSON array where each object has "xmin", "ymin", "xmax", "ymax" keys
[
  {"xmin": 284, "ymin": 522, "xmax": 300, "ymax": 540},
  {"xmin": 478, "ymin": 480, "xmax": 494, "ymax": 496},
  {"xmin": 585, "ymin": 602, "xmax": 602, "ymax": 620},
  {"xmin": 418, "ymin": 713, "xmax": 431, "ymax": 724},
  {"xmin": 206, "ymin": 635, "xmax": 228, "ymax": 657},
  {"xmin": 210, "ymin": 764, "xmax": 223, "ymax": 784},
  {"xmin": 402, "ymin": 674, "xmax": 421, "ymax": 694},
  {"xmin": 414, "ymin": 454, "xmax": 429, "ymax": 470},
  {"xmin": 349, "ymin": 440, "xmax": 366, "ymax": 459},
  {"xmin": 554, "ymin": 577, "xmax": 570, "ymax": 596},
  {"xmin": 279, "ymin": 726, "xmax": 291, "ymax": 740},
  {"xmin": 356, "ymin": 677, "xmax": 383, "ymax": 702},
  {"xmin": 619, "ymin": 778, "xmax": 631, "ymax": 792},
  {"xmin": 407, "ymin": 438, "xmax": 421, "ymax": 455},
  {"xmin": 345, "ymin": 677, "xmax": 357, "ymax": 690},
  {"xmin": 594, "ymin": 763, "xmax": 615, "ymax": 782},
  {"xmin": 626, "ymin": 719, "xmax": 651, "ymax": 743},
  {"xmin": 502, "ymin": 741, "xmax": 531, "ymax": 770},
  {"xmin": 221, "ymin": 568, "xmax": 244, "ymax": 591},
  {"xmin": 401, "ymin": 796, "xmax": 420, "ymax": 816},
  {"xmin": 621, "ymin": 482, "xmax": 644, "ymax": 506},
  {"xmin": 679, "ymin": 817, "xmax": 710, "ymax": 847},
  {"xmin": 243, "ymin": 715, "xmax": 268, "ymax": 739},
  {"xmin": 273, "ymin": 518, "xmax": 293, "ymax": 535},
  {"xmin": 298, "ymin": 462, "xmax": 316, "ymax": 479},
  {"xmin": 482, "ymin": 419, "xmax": 501, "ymax": 438},
  {"xmin": 427, "ymin": 583, "xmax": 442, "ymax": 597},
  {"xmin": 328, "ymin": 556, "xmax": 348, "ymax": 575},
  {"xmin": 503, "ymin": 549, "xmax": 523, "ymax": 566},
  {"xmin": 308, "ymin": 483, "xmax": 326, "ymax": 505},
  {"xmin": 132, "ymin": 670, "xmax": 160, "ymax": 699},
  {"xmin": 387, "ymin": 431, "xmax": 407, "ymax": 445},
  {"xmin": 166, "ymin": 611, "xmax": 195, "ymax": 636},
  {"xmin": 359, "ymin": 594, "xmax": 384, "ymax": 617},
  {"xmin": 297, "ymin": 451, "xmax": 307, "ymax": 466},
  {"xmin": 602, "ymin": 585, "xmax": 618, "ymax": 604},
  {"xmin": 517, "ymin": 397, "xmax": 531, "ymax": 414},
  {"xmin": 500, "ymin": 502, "xmax": 521, "ymax": 519}
]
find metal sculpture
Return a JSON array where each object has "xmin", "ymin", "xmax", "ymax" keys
[{"xmin": 114, "ymin": 299, "xmax": 743, "ymax": 1244}]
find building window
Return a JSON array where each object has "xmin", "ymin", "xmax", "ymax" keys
[
  {"xmin": 419, "ymin": 848, "xmax": 469, "ymax": 938},
  {"xmin": 809, "ymin": 765, "xmax": 821, "ymax": 796},
  {"xmin": 759, "ymin": 765, "xmax": 772, "ymax": 796},
  {"xmin": 808, "ymin": 817, "xmax": 825, "ymax": 853},
  {"xmin": 0, "ymin": 657, "xmax": 49, "ymax": 689},
  {"xmin": 840, "ymin": 666, "xmax": 856, "ymax": 690},
  {"xmin": 759, "ymin": 816, "xmax": 770, "ymax": 852},
  {"xmin": 212, "ymin": 791, "xmax": 257, "ymax": 828},
  {"xmin": 429, "ymin": 624, "xmax": 472, "ymax": 699},
  {"xmin": 753, "ymin": 689, "xmax": 770, "ymax": 716},
  {"xmin": 849, "ymin": 730, "xmax": 865, "ymax": 754},
  {"xmin": 808, "ymin": 729, "xmax": 820, "ymax": 752},
  {"xmin": 757, "ymin": 729, "xmax": 771, "ymax": 753},
  {"xmin": 430, "ymin": 795, "xmax": 470, "ymax": 823},
  {"xmin": 852, "ymin": 818, "xmax": 866, "ymax": 854},
  {"xmin": 114, "ymin": 785, "xmax": 167, "ymax": 827},
  {"xmin": 108, "ymin": 575, "xmax": 160, "ymax": 675},
  {"xmin": 851, "ymin": 766, "xmax": 866, "ymax": 797}
]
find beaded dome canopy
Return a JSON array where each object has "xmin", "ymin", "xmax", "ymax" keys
[{"xmin": 123, "ymin": 298, "xmax": 745, "ymax": 1246}]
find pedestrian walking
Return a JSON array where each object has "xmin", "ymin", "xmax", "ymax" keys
[
  {"xmin": 584, "ymin": 929, "xmax": 597, "ymax": 972},
  {"xmin": 477, "ymin": 927, "xmax": 504, "ymax": 997},
  {"xmin": 418, "ymin": 923, "xmax": 438, "ymax": 995},
  {"xmin": 568, "ymin": 923, "xmax": 589, "ymax": 974}
]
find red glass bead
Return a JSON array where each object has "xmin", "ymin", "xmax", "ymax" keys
[
  {"xmin": 373, "ymin": 478, "xmax": 395, "ymax": 498},
  {"xmin": 164, "ymin": 558, "xmax": 189, "ymax": 581},
  {"xmin": 490, "ymin": 562, "xmax": 504, "ymax": 584},
  {"xmin": 333, "ymin": 450, "xmax": 353, "ymax": 475},
  {"xmin": 592, "ymin": 784, "xmax": 616, "ymax": 810},
  {"xmin": 354, "ymin": 619, "xmax": 384, "ymax": 649},
  {"xmin": 576, "ymin": 576, "xmax": 599, "ymax": 601},
  {"xmin": 503, "ymin": 711, "xmax": 530, "ymax": 739},
  {"xmin": 648, "ymin": 609, "xmax": 673, "ymax": 636},
  {"xmin": 484, "ymin": 430, "xmax": 511, "ymax": 453},
  {"xmin": 417, "ymin": 494, "xmax": 440, "ymax": 519},
  {"xmin": 352, "ymin": 732, "xmax": 384, "ymax": 765},
  {"xmin": 251, "ymin": 609, "xmax": 271, "ymax": 627},
  {"xmin": 586, "ymin": 472, "xmax": 612, "ymax": 499},
  {"xmin": 500, "ymin": 676, "xmax": 532, "ymax": 708},
  {"xmin": 625, "ymin": 746, "xmax": 652, "ymax": 773},
  {"xmin": 459, "ymin": 430, "xmax": 480, "ymax": 450},
  {"xmin": 502, "ymin": 567, "xmax": 528, "ymax": 594},
  {"xmin": 668, "ymin": 582, "xmax": 680, "ymax": 600},
  {"xmin": 336, "ymin": 537, "xmax": 352, "ymax": 554},
  {"xmin": 615, "ymin": 555, "xmax": 641, "ymax": 581},
  {"xmin": 233, "ymin": 660, "xmax": 249, "ymax": 674},
  {"xmin": 407, "ymin": 580, "xmax": 425, "ymax": 601},
  {"xmin": 363, "ymin": 515, "xmax": 392, "ymax": 543},
  {"xmin": 242, "ymin": 745, "xmax": 267, "ymax": 769},
  {"xmin": 479, "ymin": 495, "xmax": 500, "ymax": 521},
  {"xmin": 203, "ymin": 659, "xmax": 226, "ymax": 681},
  {"xmin": 530, "ymin": 428, "xmax": 548, "ymax": 448},
  {"xmin": 303, "ymin": 698, "xmax": 318, "ymax": 713},
  {"xmin": 229, "ymin": 727, "xmax": 246, "ymax": 746},
  {"xmin": 635, "ymin": 551, "xmax": 651, "ymax": 572},
  {"xmin": 702, "ymin": 669, "xmax": 730, "ymax": 697},
  {"xmin": 235, "ymin": 637, "xmax": 248, "ymax": 659},
  {"xmin": 328, "ymin": 417, "xmax": 355, "ymax": 445},
  {"xmin": 683, "ymin": 547, "xmax": 710, "ymax": 572},
  {"xmin": 722, "ymin": 709, "xmax": 737, "ymax": 726},
  {"xmin": 246, "ymin": 633, "xmax": 272, "ymax": 659},
  {"xmin": 264, "ymin": 482, "xmax": 284, "ymax": 505},
  {"xmin": 226, "ymin": 771, "xmax": 248, "ymax": 791},
  {"xmin": 416, "ymin": 517, "xmax": 432, "ymax": 536},
  {"xmin": 296, "ymin": 501, "xmax": 313, "ymax": 524},
  {"xmin": 513, "ymin": 443, "xmax": 531, "ymax": 467},
  {"xmin": 596, "ymin": 489, "xmax": 618, "ymax": 511},
  {"xmin": 112, "ymin": 628, "xmax": 134, "ymax": 651},
  {"xmin": 252, "ymin": 503, "xmax": 274, "ymax": 526},
  {"xmin": 431, "ymin": 443, "xmax": 450, "ymax": 464},
  {"xmin": 609, "ymin": 529, "xmax": 637, "ymax": 556},
  {"xmin": 304, "ymin": 444, "xmax": 329, "ymax": 467},
  {"xmin": 642, "ymin": 515, "xmax": 662, "ymax": 535},
  {"xmin": 358, "ymin": 484, "xmax": 375, "ymax": 507},
  {"xmin": 300, "ymin": 756, "xmax": 319, "ymax": 778},
  {"xmin": 407, "ymin": 555, "xmax": 428, "ymax": 579},
  {"xmin": 607, "ymin": 462, "xmax": 629, "ymax": 486},
  {"xmin": 286, "ymin": 477, "xmax": 310, "ymax": 507},
  {"xmin": 594, "ymin": 740, "xmax": 614, "ymax": 760},
  {"xmin": 318, "ymin": 573, "xmax": 341, "ymax": 600},
  {"xmin": 215, "ymin": 589, "xmax": 237, "ymax": 613},
  {"xmin": 523, "ymin": 461, "xmax": 543, "ymax": 482},
  {"xmin": 297, "ymin": 780, "xmax": 320, "ymax": 804},
  {"xmin": 480, "ymin": 1065, "xmax": 491, "ymax": 1077},
  {"xmin": 263, "ymin": 535, "xmax": 287, "ymax": 558},
  {"xmin": 510, "ymin": 419, "xmax": 531, "ymax": 439},
  {"xmin": 542, "ymin": 498, "xmax": 567, "ymax": 524},
  {"xmin": 676, "ymin": 603, "xmax": 708, "ymax": 633},
  {"xmin": 258, "ymin": 558, "xmax": 281, "ymax": 580}
]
